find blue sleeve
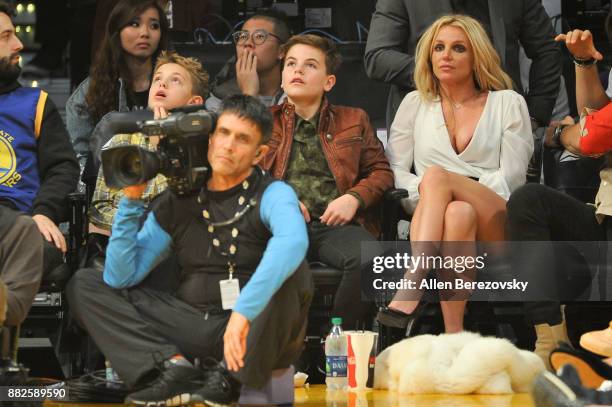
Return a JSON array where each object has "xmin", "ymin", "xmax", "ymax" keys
[
  {"xmin": 233, "ymin": 181, "xmax": 308, "ymax": 321},
  {"xmin": 103, "ymin": 197, "xmax": 172, "ymax": 288}
]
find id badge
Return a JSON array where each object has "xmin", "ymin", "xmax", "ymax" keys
[{"xmin": 220, "ymin": 279, "xmax": 240, "ymax": 310}]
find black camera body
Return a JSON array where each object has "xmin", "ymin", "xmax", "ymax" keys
[{"xmin": 101, "ymin": 106, "xmax": 216, "ymax": 195}]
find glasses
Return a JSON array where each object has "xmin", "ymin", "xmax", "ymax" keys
[{"xmin": 232, "ymin": 29, "xmax": 282, "ymax": 45}]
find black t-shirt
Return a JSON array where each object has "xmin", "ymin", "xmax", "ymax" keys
[
  {"xmin": 129, "ymin": 89, "xmax": 149, "ymax": 111},
  {"xmin": 450, "ymin": 0, "xmax": 492, "ymax": 39},
  {"xmin": 151, "ymin": 169, "xmax": 273, "ymax": 311}
]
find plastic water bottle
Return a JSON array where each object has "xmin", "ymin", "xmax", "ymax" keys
[
  {"xmin": 105, "ymin": 360, "xmax": 120, "ymax": 388},
  {"xmin": 325, "ymin": 317, "xmax": 348, "ymax": 390}
]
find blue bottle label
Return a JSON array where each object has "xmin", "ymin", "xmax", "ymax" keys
[{"xmin": 326, "ymin": 355, "xmax": 347, "ymax": 377}]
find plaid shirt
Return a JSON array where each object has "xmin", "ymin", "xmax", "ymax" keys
[{"xmin": 89, "ymin": 132, "xmax": 167, "ymax": 231}]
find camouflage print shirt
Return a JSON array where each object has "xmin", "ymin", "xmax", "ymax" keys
[{"xmin": 284, "ymin": 113, "xmax": 338, "ymax": 220}]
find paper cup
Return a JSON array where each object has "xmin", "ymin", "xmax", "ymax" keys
[{"xmin": 345, "ymin": 330, "xmax": 378, "ymax": 390}]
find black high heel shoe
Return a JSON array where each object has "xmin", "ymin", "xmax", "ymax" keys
[{"xmin": 376, "ymin": 303, "xmax": 426, "ymax": 329}]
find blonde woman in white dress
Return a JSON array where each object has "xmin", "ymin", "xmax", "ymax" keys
[{"xmin": 378, "ymin": 15, "xmax": 534, "ymax": 333}]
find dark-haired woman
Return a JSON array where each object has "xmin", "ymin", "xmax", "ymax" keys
[{"xmin": 66, "ymin": 0, "xmax": 169, "ymax": 169}]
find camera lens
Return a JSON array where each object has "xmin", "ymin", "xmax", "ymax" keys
[
  {"xmin": 119, "ymin": 151, "xmax": 142, "ymax": 179},
  {"xmin": 101, "ymin": 141, "xmax": 163, "ymax": 189}
]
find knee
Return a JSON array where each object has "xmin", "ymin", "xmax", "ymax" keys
[
  {"xmin": 13, "ymin": 215, "xmax": 42, "ymax": 251},
  {"xmin": 336, "ymin": 226, "xmax": 376, "ymax": 271},
  {"xmin": 420, "ymin": 166, "xmax": 449, "ymax": 195},
  {"xmin": 42, "ymin": 240, "xmax": 63, "ymax": 276},
  {"xmin": 14, "ymin": 214, "xmax": 37, "ymax": 233},
  {"xmin": 66, "ymin": 267, "xmax": 104, "ymax": 306},
  {"xmin": 507, "ymin": 183, "xmax": 546, "ymax": 219},
  {"xmin": 340, "ymin": 252, "xmax": 361, "ymax": 272},
  {"xmin": 444, "ymin": 201, "xmax": 477, "ymax": 235}
]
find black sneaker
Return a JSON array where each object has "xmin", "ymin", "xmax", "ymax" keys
[
  {"xmin": 533, "ymin": 364, "xmax": 612, "ymax": 407},
  {"xmin": 191, "ymin": 360, "xmax": 241, "ymax": 406},
  {"xmin": 125, "ymin": 364, "xmax": 204, "ymax": 406},
  {"xmin": 532, "ymin": 368, "xmax": 585, "ymax": 407}
]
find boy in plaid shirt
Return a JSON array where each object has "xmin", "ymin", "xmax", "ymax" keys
[{"xmin": 88, "ymin": 51, "xmax": 208, "ymax": 260}]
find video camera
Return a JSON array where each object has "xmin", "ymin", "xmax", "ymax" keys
[{"xmin": 101, "ymin": 105, "xmax": 216, "ymax": 195}]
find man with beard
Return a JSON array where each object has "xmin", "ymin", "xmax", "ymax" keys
[{"xmin": 0, "ymin": 1, "xmax": 79, "ymax": 327}]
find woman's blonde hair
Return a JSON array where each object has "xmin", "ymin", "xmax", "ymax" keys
[{"xmin": 414, "ymin": 15, "xmax": 513, "ymax": 101}]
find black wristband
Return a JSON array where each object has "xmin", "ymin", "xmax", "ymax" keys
[{"xmin": 573, "ymin": 56, "xmax": 597, "ymax": 67}]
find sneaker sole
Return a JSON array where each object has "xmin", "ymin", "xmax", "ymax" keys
[
  {"xmin": 190, "ymin": 402, "xmax": 234, "ymax": 407},
  {"xmin": 550, "ymin": 352, "xmax": 606, "ymax": 389},
  {"xmin": 531, "ymin": 371, "xmax": 585, "ymax": 407},
  {"xmin": 188, "ymin": 394, "xmax": 236, "ymax": 407},
  {"xmin": 126, "ymin": 393, "xmax": 235, "ymax": 407},
  {"xmin": 125, "ymin": 398, "xmax": 167, "ymax": 407}
]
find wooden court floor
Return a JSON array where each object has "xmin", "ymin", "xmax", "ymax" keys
[{"xmin": 43, "ymin": 386, "xmax": 536, "ymax": 406}]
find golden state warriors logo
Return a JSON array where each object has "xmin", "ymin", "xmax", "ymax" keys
[{"xmin": 0, "ymin": 130, "xmax": 20, "ymax": 187}]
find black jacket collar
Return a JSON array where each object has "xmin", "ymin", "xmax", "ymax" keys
[{"xmin": 0, "ymin": 79, "xmax": 20, "ymax": 95}]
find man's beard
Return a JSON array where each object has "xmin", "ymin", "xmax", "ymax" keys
[{"xmin": 0, "ymin": 54, "xmax": 21, "ymax": 83}]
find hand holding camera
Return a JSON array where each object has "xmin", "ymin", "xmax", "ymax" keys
[{"xmin": 123, "ymin": 184, "xmax": 147, "ymax": 200}]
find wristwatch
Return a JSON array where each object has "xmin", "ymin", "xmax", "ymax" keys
[{"xmin": 551, "ymin": 124, "xmax": 568, "ymax": 148}]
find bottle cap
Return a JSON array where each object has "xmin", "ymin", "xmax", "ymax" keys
[{"xmin": 331, "ymin": 317, "xmax": 342, "ymax": 325}]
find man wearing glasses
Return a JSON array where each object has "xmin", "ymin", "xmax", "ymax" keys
[{"xmin": 206, "ymin": 9, "xmax": 289, "ymax": 113}]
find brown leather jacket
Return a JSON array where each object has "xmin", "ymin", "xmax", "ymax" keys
[{"xmin": 261, "ymin": 99, "xmax": 393, "ymax": 237}]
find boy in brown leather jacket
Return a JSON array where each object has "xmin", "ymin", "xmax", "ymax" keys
[{"xmin": 261, "ymin": 34, "xmax": 393, "ymax": 329}]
